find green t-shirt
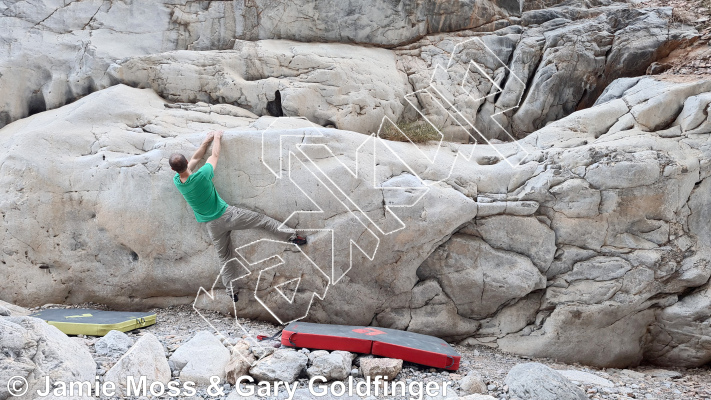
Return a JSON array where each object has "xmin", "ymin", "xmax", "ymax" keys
[{"xmin": 173, "ymin": 163, "xmax": 228, "ymax": 222}]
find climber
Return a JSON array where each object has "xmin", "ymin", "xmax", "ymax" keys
[{"xmin": 169, "ymin": 130, "xmax": 307, "ymax": 303}]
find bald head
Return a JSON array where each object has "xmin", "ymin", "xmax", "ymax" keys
[{"xmin": 169, "ymin": 153, "xmax": 188, "ymax": 173}]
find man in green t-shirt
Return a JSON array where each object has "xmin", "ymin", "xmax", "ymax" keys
[{"xmin": 170, "ymin": 130, "xmax": 307, "ymax": 303}]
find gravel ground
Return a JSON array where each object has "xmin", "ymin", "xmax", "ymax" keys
[{"xmin": 27, "ymin": 303, "xmax": 711, "ymax": 400}]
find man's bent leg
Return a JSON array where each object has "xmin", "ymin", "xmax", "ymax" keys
[
  {"xmin": 206, "ymin": 216, "xmax": 244, "ymax": 300},
  {"xmin": 224, "ymin": 206, "xmax": 294, "ymax": 241}
]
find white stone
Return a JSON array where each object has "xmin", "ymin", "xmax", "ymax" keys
[
  {"xmin": 169, "ymin": 330, "xmax": 231, "ymax": 385},
  {"xmin": 0, "ymin": 317, "xmax": 96, "ymax": 400},
  {"xmin": 249, "ymin": 349, "xmax": 308, "ymax": 382},
  {"xmin": 95, "ymin": 330, "xmax": 133, "ymax": 358},
  {"xmin": 306, "ymin": 351, "xmax": 352, "ymax": 381},
  {"xmin": 0, "ymin": 0, "xmax": 517, "ymax": 130},
  {"xmin": 644, "ymin": 369, "xmax": 682, "ymax": 379},
  {"xmin": 225, "ymin": 340, "xmax": 256, "ymax": 385},
  {"xmin": 360, "ymin": 358, "xmax": 403, "ymax": 380},
  {"xmin": 505, "ymin": 363, "xmax": 587, "ymax": 400},
  {"xmin": 0, "ymin": 301, "xmax": 30, "ymax": 317},
  {"xmin": 104, "ymin": 333, "xmax": 171, "ymax": 397},
  {"xmin": 460, "ymin": 370, "xmax": 487, "ymax": 394},
  {"xmin": 109, "ymin": 43, "xmax": 409, "ymax": 135},
  {"xmin": 556, "ymin": 370, "xmax": 614, "ymax": 388}
]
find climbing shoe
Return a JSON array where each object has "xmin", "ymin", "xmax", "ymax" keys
[
  {"xmin": 227, "ymin": 287, "xmax": 239, "ymax": 303},
  {"xmin": 289, "ymin": 235, "xmax": 308, "ymax": 246}
]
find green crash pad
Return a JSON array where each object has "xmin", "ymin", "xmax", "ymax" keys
[{"xmin": 30, "ymin": 308, "xmax": 156, "ymax": 336}]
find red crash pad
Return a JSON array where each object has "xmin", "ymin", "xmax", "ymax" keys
[{"xmin": 281, "ymin": 322, "xmax": 460, "ymax": 370}]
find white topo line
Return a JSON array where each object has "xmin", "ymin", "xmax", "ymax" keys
[{"xmin": 194, "ymin": 37, "xmax": 528, "ymax": 360}]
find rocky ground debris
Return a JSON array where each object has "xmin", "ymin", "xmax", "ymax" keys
[{"xmin": 4, "ymin": 303, "xmax": 709, "ymax": 400}]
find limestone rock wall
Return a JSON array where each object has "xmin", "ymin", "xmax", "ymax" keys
[
  {"xmin": 0, "ymin": 0, "xmax": 698, "ymax": 140},
  {"xmin": 420, "ymin": 77, "xmax": 711, "ymax": 368},
  {"xmin": 2, "ymin": 76, "xmax": 711, "ymax": 368},
  {"xmin": 0, "ymin": 0, "xmax": 518, "ymax": 128},
  {"xmin": 106, "ymin": 41, "xmax": 410, "ymax": 136},
  {"xmin": 105, "ymin": 5, "xmax": 697, "ymax": 140}
]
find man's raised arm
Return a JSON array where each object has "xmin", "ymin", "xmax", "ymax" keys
[
  {"xmin": 187, "ymin": 131, "xmax": 216, "ymax": 171},
  {"xmin": 206, "ymin": 130, "xmax": 223, "ymax": 170}
]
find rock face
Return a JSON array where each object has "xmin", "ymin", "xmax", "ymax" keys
[
  {"xmin": 108, "ymin": 41, "xmax": 409, "ymax": 135},
  {"xmin": 169, "ymin": 330, "xmax": 231, "ymax": 385},
  {"xmin": 505, "ymin": 363, "xmax": 587, "ymax": 400},
  {"xmin": 418, "ymin": 234, "xmax": 547, "ymax": 320},
  {"xmin": 645, "ymin": 281, "xmax": 711, "ymax": 367},
  {"xmin": 397, "ymin": 5, "xmax": 698, "ymax": 141},
  {"xmin": 231, "ymin": 0, "xmax": 521, "ymax": 46},
  {"xmin": 249, "ymin": 349, "xmax": 308, "ymax": 382},
  {"xmin": 0, "ymin": 316, "xmax": 96, "ymax": 400},
  {"xmin": 3, "ymin": 72, "xmax": 711, "ymax": 369},
  {"xmin": 0, "ymin": 0, "xmax": 519, "ymax": 129},
  {"xmin": 0, "ymin": 1, "xmax": 695, "ymax": 141},
  {"xmin": 104, "ymin": 333, "xmax": 171, "ymax": 397},
  {"xmin": 102, "ymin": 4, "xmax": 697, "ymax": 140}
]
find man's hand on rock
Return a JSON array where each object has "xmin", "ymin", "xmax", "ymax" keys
[
  {"xmin": 203, "ymin": 131, "xmax": 215, "ymax": 143},
  {"xmin": 213, "ymin": 130, "xmax": 224, "ymax": 140}
]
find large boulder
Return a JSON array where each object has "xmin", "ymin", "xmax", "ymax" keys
[
  {"xmin": 0, "ymin": 84, "xmax": 479, "ymax": 328},
  {"xmin": 2, "ymin": 75, "xmax": 711, "ymax": 368},
  {"xmin": 0, "ymin": 316, "xmax": 96, "ymax": 400}
]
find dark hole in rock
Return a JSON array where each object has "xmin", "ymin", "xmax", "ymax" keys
[
  {"xmin": 130, "ymin": 251, "xmax": 139, "ymax": 262},
  {"xmin": 266, "ymin": 90, "xmax": 284, "ymax": 117},
  {"xmin": 0, "ymin": 111, "xmax": 10, "ymax": 128},
  {"xmin": 28, "ymin": 90, "xmax": 47, "ymax": 116}
]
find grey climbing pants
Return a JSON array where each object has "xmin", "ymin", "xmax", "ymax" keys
[{"xmin": 206, "ymin": 205, "xmax": 293, "ymax": 292}]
